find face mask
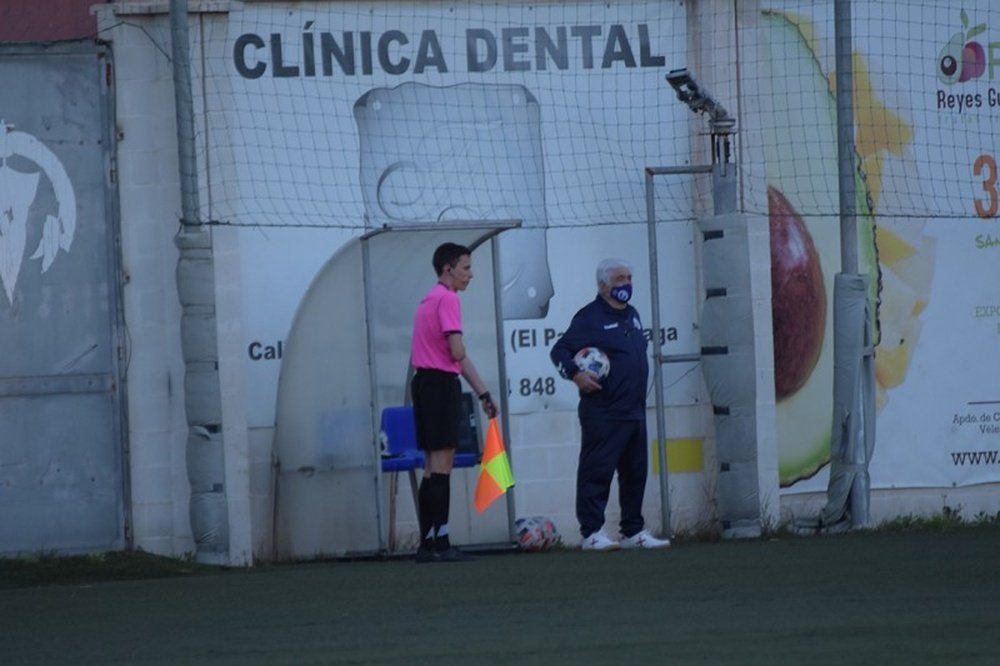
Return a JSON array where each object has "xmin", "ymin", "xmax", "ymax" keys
[{"xmin": 610, "ymin": 283, "xmax": 632, "ymax": 304}]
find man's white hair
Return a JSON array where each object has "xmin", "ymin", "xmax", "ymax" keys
[{"xmin": 596, "ymin": 258, "xmax": 631, "ymax": 286}]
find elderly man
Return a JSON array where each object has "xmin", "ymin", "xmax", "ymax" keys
[{"xmin": 550, "ymin": 258, "xmax": 670, "ymax": 551}]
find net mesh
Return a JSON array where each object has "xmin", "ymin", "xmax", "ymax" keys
[
  {"xmin": 202, "ymin": 1, "xmax": 696, "ymax": 229},
  {"xmin": 180, "ymin": 0, "xmax": 1000, "ymax": 232}
]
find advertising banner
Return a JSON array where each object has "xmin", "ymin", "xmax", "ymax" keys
[
  {"xmin": 221, "ymin": 0, "xmax": 1000, "ymax": 492},
  {"xmin": 222, "ymin": 1, "xmax": 697, "ymax": 426},
  {"xmin": 762, "ymin": 1, "xmax": 1000, "ymax": 490}
]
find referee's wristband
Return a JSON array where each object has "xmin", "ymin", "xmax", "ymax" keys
[{"xmin": 478, "ymin": 391, "xmax": 491, "ymax": 402}]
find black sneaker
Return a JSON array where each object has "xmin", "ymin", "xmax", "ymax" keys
[
  {"xmin": 414, "ymin": 546, "xmax": 441, "ymax": 563},
  {"xmin": 438, "ymin": 546, "xmax": 475, "ymax": 562}
]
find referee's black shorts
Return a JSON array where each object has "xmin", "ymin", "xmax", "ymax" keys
[{"xmin": 411, "ymin": 368, "xmax": 462, "ymax": 451}]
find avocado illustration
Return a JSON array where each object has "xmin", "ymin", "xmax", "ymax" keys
[
  {"xmin": 762, "ymin": 11, "xmax": 880, "ymax": 487},
  {"xmin": 937, "ymin": 30, "xmax": 966, "ymax": 85},
  {"xmin": 937, "ymin": 10, "xmax": 989, "ymax": 85}
]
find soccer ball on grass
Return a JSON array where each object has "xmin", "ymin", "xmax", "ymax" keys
[{"xmin": 514, "ymin": 516, "xmax": 561, "ymax": 552}]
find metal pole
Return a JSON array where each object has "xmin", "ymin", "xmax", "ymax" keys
[
  {"xmin": 170, "ymin": 0, "xmax": 199, "ymax": 224},
  {"xmin": 835, "ymin": 0, "xmax": 857, "ymax": 274},
  {"xmin": 645, "ymin": 168, "xmax": 671, "ymax": 537},
  {"xmin": 361, "ymin": 237, "xmax": 387, "ymax": 552},
  {"xmin": 492, "ymin": 235, "xmax": 517, "ymax": 541},
  {"xmin": 832, "ymin": 0, "xmax": 872, "ymax": 529}
]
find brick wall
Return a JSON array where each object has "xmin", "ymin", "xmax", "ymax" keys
[{"xmin": 0, "ymin": 0, "xmax": 102, "ymax": 42}]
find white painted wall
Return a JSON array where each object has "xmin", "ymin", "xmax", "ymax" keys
[
  {"xmin": 96, "ymin": 1, "xmax": 256, "ymax": 564},
  {"xmin": 98, "ymin": 7, "xmax": 192, "ymax": 557},
  {"xmin": 91, "ymin": 0, "xmax": 785, "ymax": 562},
  {"xmin": 94, "ymin": 0, "xmax": 999, "ymax": 565}
]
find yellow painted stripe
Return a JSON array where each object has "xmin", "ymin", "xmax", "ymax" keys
[{"xmin": 651, "ymin": 438, "xmax": 704, "ymax": 474}]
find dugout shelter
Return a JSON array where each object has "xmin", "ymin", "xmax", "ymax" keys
[{"xmin": 271, "ymin": 222, "xmax": 519, "ymax": 558}]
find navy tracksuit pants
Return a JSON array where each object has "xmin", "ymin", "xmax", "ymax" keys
[{"xmin": 577, "ymin": 417, "xmax": 648, "ymax": 538}]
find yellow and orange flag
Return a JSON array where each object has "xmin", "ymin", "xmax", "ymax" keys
[{"xmin": 474, "ymin": 417, "xmax": 515, "ymax": 512}]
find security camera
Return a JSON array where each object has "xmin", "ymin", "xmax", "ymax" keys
[{"xmin": 665, "ymin": 68, "xmax": 729, "ymax": 123}]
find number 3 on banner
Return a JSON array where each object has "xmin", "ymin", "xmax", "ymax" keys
[{"xmin": 974, "ymin": 153, "xmax": 998, "ymax": 219}]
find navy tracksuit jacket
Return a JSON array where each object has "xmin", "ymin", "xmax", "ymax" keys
[{"xmin": 550, "ymin": 295, "xmax": 650, "ymax": 537}]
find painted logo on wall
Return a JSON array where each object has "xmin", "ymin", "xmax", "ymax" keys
[
  {"xmin": 0, "ymin": 119, "xmax": 76, "ymax": 306},
  {"xmin": 937, "ymin": 10, "xmax": 988, "ymax": 85}
]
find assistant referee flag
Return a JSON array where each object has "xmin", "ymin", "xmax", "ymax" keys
[{"xmin": 474, "ymin": 417, "xmax": 514, "ymax": 512}]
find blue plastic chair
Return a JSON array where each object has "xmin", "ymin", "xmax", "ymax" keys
[
  {"xmin": 380, "ymin": 406, "xmax": 426, "ymax": 472},
  {"xmin": 379, "ymin": 402, "xmax": 481, "ymax": 550},
  {"xmin": 380, "ymin": 403, "xmax": 480, "ymax": 472}
]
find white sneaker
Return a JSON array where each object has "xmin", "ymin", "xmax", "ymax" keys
[
  {"xmin": 581, "ymin": 530, "xmax": 620, "ymax": 551},
  {"xmin": 619, "ymin": 529, "xmax": 671, "ymax": 550}
]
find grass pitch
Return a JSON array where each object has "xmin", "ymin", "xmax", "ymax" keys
[{"xmin": 3, "ymin": 526, "xmax": 999, "ymax": 665}]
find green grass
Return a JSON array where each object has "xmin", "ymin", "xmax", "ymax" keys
[
  {"xmin": 0, "ymin": 549, "xmax": 219, "ymax": 590},
  {"xmin": 3, "ymin": 508, "xmax": 999, "ymax": 590},
  {"xmin": 4, "ymin": 526, "xmax": 1000, "ymax": 665},
  {"xmin": 876, "ymin": 506, "xmax": 1000, "ymax": 532}
]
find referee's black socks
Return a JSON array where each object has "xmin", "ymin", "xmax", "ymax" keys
[
  {"xmin": 431, "ymin": 472, "xmax": 451, "ymax": 550},
  {"xmin": 419, "ymin": 472, "xmax": 452, "ymax": 551},
  {"xmin": 417, "ymin": 477, "xmax": 434, "ymax": 550}
]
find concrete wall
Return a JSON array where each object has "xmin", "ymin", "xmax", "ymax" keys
[
  {"xmin": 94, "ymin": 1, "xmax": 253, "ymax": 563},
  {"xmin": 95, "ymin": 6, "xmax": 192, "ymax": 556},
  {"xmin": 82, "ymin": 0, "xmax": 1000, "ymax": 565},
  {"xmin": 87, "ymin": 0, "xmax": 780, "ymax": 562}
]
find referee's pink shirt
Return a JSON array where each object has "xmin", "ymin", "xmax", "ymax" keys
[{"xmin": 411, "ymin": 282, "xmax": 462, "ymax": 374}]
